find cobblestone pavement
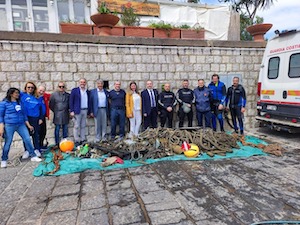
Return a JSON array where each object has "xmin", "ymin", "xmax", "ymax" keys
[{"xmin": 0, "ymin": 129, "xmax": 299, "ymax": 225}]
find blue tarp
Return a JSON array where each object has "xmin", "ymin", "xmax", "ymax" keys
[{"xmin": 33, "ymin": 135, "xmax": 268, "ymax": 177}]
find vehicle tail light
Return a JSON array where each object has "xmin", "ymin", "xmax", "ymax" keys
[
  {"xmin": 291, "ymin": 119, "xmax": 297, "ymax": 123},
  {"xmin": 257, "ymin": 82, "xmax": 261, "ymax": 97},
  {"xmin": 266, "ymin": 114, "xmax": 271, "ymax": 118}
]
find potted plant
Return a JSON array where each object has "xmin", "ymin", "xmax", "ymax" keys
[
  {"xmin": 149, "ymin": 21, "xmax": 180, "ymax": 39},
  {"xmin": 179, "ymin": 24, "xmax": 205, "ymax": 40},
  {"xmin": 246, "ymin": 16, "xmax": 272, "ymax": 42},
  {"xmin": 120, "ymin": 2, "xmax": 153, "ymax": 38},
  {"xmin": 90, "ymin": 2, "xmax": 120, "ymax": 36},
  {"xmin": 60, "ymin": 19, "xmax": 93, "ymax": 35}
]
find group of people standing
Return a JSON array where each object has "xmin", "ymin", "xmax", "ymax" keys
[
  {"xmin": 0, "ymin": 74, "xmax": 246, "ymax": 168},
  {"xmin": 0, "ymin": 82, "xmax": 50, "ymax": 168}
]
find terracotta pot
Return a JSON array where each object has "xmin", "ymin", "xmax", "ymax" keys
[
  {"xmin": 153, "ymin": 29, "xmax": 180, "ymax": 39},
  {"xmin": 111, "ymin": 26, "xmax": 124, "ymax": 36},
  {"xmin": 124, "ymin": 26, "xmax": 153, "ymax": 38},
  {"xmin": 246, "ymin": 23, "xmax": 273, "ymax": 42},
  {"xmin": 181, "ymin": 29, "xmax": 205, "ymax": 40},
  {"xmin": 60, "ymin": 23, "xmax": 93, "ymax": 35},
  {"xmin": 90, "ymin": 14, "xmax": 120, "ymax": 36},
  {"xmin": 93, "ymin": 26, "xmax": 124, "ymax": 36}
]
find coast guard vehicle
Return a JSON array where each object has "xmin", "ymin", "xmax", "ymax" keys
[{"xmin": 256, "ymin": 29, "xmax": 300, "ymax": 133}]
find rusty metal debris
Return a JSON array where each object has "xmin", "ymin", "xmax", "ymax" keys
[
  {"xmin": 236, "ymin": 134, "xmax": 285, "ymax": 156},
  {"xmin": 46, "ymin": 145, "xmax": 63, "ymax": 175},
  {"xmin": 89, "ymin": 128, "xmax": 242, "ymax": 160}
]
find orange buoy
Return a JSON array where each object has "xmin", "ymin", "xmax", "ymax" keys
[{"xmin": 59, "ymin": 139, "xmax": 75, "ymax": 152}]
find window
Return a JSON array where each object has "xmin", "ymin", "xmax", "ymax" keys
[
  {"xmin": 74, "ymin": 0, "xmax": 85, "ymax": 23},
  {"xmin": 268, "ymin": 57, "xmax": 280, "ymax": 79},
  {"xmin": 32, "ymin": 0, "xmax": 47, "ymax": 7},
  {"xmin": 57, "ymin": 0, "xmax": 69, "ymax": 22},
  {"xmin": 11, "ymin": 0, "xmax": 29, "ymax": 32},
  {"xmin": 289, "ymin": 53, "xmax": 300, "ymax": 78},
  {"xmin": 0, "ymin": 1, "xmax": 7, "ymax": 31}
]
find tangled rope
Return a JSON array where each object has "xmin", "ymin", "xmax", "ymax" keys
[{"xmin": 90, "ymin": 128, "xmax": 244, "ymax": 160}]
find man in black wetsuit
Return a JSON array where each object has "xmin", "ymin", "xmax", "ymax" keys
[
  {"xmin": 158, "ymin": 83, "xmax": 177, "ymax": 128},
  {"xmin": 176, "ymin": 79, "xmax": 195, "ymax": 127}
]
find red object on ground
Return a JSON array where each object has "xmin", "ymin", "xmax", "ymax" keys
[{"xmin": 181, "ymin": 141, "xmax": 191, "ymax": 151}]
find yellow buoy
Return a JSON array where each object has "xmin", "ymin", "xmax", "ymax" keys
[{"xmin": 183, "ymin": 143, "xmax": 200, "ymax": 158}]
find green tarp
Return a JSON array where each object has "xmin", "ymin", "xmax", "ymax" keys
[{"xmin": 33, "ymin": 135, "xmax": 268, "ymax": 177}]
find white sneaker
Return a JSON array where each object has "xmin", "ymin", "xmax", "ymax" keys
[
  {"xmin": 31, "ymin": 156, "xmax": 42, "ymax": 162},
  {"xmin": 34, "ymin": 150, "xmax": 41, "ymax": 157},
  {"xmin": 1, "ymin": 161, "xmax": 7, "ymax": 168},
  {"xmin": 22, "ymin": 151, "xmax": 29, "ymax": 159}
]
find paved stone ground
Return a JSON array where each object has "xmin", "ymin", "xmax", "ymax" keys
[{"xmin": 0, "ymin": 129, "xmax": 299, "ymax": 225}]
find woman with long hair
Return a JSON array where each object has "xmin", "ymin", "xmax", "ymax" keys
[
  {"xmin": 20, "ymin": 82, "xmax": 43, "ymax": 158},
  {"xmin": 125, "ymin": 81, "xmax": 142, "ymax": 137},
  {"xmin": 0, "ymin": 88, "xmax": 42, "ymax": 168}
]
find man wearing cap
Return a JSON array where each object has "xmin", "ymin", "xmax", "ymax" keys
[{"xmin": 176, "ymin": 79, "xmax": 195, "ymax": 127}]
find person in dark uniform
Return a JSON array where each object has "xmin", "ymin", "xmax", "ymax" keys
[
  {"xmin": 225, "ymin": 77, "xmax": 246, "ymax": 135},
  {"xmin": 208, "ymin": 74, "xmax": 226, "ymax": 131},
  {"xmin": 108, "ymin": 81, "xmax": 126, "ymax": 140},
  {"xmin": 158, "ymin": 83, "xmax": 177, "ymax": 128},
  {"xmin": 176, "ymin": 79, "xmax": 195, "ymax": 127}
]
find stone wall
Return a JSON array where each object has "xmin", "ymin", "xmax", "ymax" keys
[{"xmin": 0, "ymin": 31, "xmax": 265, "ymax": 147}]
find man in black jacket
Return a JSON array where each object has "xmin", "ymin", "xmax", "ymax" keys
[
  {"xmin": 158, "ymin": 83, "xmax": 177, "ymax": 128},
  {"xmin": 176, "ymin": 80, "xmax": 195, "ymax": 127},
  {"xmin": 225, "ymin": 77, "xmax": 246, "ymax": 135}
]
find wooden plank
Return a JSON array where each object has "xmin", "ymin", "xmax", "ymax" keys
[{"xmin": 98, "ymin": 0, "xmax": 160, "ymax": 16}]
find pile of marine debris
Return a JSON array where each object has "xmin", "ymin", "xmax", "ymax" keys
[{"xmin": 85, "ymin": 128, "xmax": 285, "ymax": 160}]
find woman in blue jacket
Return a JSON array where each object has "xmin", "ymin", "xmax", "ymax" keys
[
  {"xmin": 0, "ymin": 88, "xmax": 42, "ymax": 168},
  {"xmin": 20, "ymin": 82, "xmax": 43, "ymax": 158}
]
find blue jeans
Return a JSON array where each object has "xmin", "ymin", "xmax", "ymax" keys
[
  {"xmin": 196, "ymin": 111, "xmax": 212, "ymax": 128},
  {"xmin": 110, "ymin": 108, "xmax": 125, "ymax": 138},
  {"xmin": 55, "ymin": 124, "xmax": 68, "ymax": 145},
  {"xmin": 2, "ymin": 124, "xmax": 36, "ymax": 161}
]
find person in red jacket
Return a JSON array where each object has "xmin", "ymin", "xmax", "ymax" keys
[{"xmin": 38, "ymin": 85, "xmax": 50, "ymax": 149}]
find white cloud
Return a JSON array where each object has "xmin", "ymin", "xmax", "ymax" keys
[{"xmin": 256, "ymin": 0, "xmax": 300, "ymax": 38}]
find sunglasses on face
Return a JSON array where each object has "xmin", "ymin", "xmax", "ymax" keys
[
  {"xmin": 59, "ymin": 86, "xmax": 65, "ymax": 88},
  {"xmin": 27, "ymin": 86, "xmax": 34, "ymax": 89}
]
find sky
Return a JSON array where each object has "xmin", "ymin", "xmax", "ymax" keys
[{"xmin": 200, "ymin": 0, "xmax": 300, "ymax": 39}]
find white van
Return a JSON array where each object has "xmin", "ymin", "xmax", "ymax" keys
[{"xmin": 256, "ymin": 29, "xmax": 300, "ymax": 133}]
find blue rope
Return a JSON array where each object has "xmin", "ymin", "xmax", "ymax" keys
[{"xmin": 251, "ymin": 221, "xmax": 300, "ymax": 225}]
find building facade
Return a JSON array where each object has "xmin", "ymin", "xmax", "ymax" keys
[{"xmin": 0, "ymin": 0, "xmax": 240, "ymax": 40}]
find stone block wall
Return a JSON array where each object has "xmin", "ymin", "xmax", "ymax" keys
[{"xmin": 0, "ymin": 32, "xmax": 265, "ymax": 147}]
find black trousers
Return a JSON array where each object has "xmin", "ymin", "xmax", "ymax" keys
[
  {"xmin": 143, "ymin": 107, "xmax": 158, "ymax": 130},
  {"xmin": 230, "ymin": 106, "xmax": 244, "ymax": 132},
  {"xmin": 39, "ymin": 117, "xmax": 47, "ymax": 148},
  {"xmin": 160, "ymin": 109, "xmax": 173, "ymax": 128},
  {"xmin": 178, "ymin": 107, "xmax": 193, "ymax": 127}
]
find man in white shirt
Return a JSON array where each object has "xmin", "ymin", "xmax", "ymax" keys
[
  {"xmin": 69, "ymin": 78, "xmax": 90, "ymax": 145},
  {"xmin": 90, "ymin": 79, "xmax": 109, "ymax": 142}
]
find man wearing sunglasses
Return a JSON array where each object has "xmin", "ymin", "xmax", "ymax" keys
[{"xmin": 49, "ymin": 82, "xmax": 70, "ymax": 145}]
